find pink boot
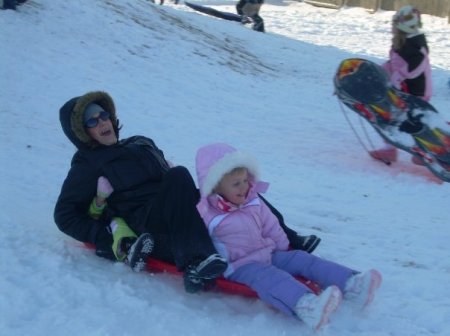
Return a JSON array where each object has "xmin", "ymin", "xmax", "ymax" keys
[
  {"xmin": 411, "ymin": 155, "xmax": 425, "ymax": 166},
  {"xmin": 369, "ymin": 147, "xmax": 398, "ymax": 162},
  {"xmin": 295, "ymin": 286, "xmax": 342, "ymax": 331},
  {"xmin": 344, "ymin": 269, "xmax": 382, "ymax": 309}
]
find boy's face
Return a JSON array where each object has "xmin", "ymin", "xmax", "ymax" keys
[
  {"xmin": 86, "ymin": 112, "xmax": 117, "ymax": 146},
  {"xmin": 215, "ymin": 168, "xmax": 250, "ymax": 206}
]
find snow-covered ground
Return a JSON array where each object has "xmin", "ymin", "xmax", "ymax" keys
[{"xmin": 1, "ymin": 0, "xmax": 449, "ymax": 335}]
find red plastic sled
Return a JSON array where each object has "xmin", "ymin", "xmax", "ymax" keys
[{"xmin": 84, "ymin": 243, "xmax": 321, "ymax": 296}]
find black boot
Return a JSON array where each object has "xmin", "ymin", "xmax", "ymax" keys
[
  {"xmin": 183, "ymin": 254, "xmax": 227, "ymax": 293},
  {"xmin": 122, "ymin": 233, "xmax": 154, "ymax": 272},
  {"xmin": 252, "ymin": 16, "xmax": 265, "ymax": 32}
]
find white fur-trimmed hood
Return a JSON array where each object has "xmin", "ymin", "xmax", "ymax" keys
[{"xmin": 195, "ymin": 143, "xmax": 260, "ymax": 198}]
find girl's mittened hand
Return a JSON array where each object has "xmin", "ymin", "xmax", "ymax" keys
[{"xmin": 97, "ymin": 176, "xmax": 114, "ymax": 199}]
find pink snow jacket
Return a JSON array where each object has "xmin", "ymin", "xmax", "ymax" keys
[
  {"xmin": 382, "ymin": 33, "xmax": 432, "ymax": 101},
  {"xmin": 195, "ymin": 143, "xmax": 289, "ymax": 277}
]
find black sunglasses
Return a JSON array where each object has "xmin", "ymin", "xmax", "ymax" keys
[{"xmin": 85, "ymin": 111, "xmax": 111, "ymax": 128}]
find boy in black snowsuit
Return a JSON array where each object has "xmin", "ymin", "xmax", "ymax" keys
[{"xmin": 236, "ymin": 0, "xmax": 265, "ymax": 32}]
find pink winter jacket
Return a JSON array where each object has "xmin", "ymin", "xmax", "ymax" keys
[
  {"xmin": 382, "ymin": 39, "xmax": 432, "ymax": 101},
  {"xmin": 198, "ymin": 184, "xmax": 290, "ymax": 277},
  {"xmin": 195, "ymin": 143, "xmax": 290, "ymax": 277}
]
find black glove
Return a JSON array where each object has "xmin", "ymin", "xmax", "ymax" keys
[
  {"xmin": 94, "ymin": 226, "xmax": 115, "ymax": 261},
  {"xmin": 399, "ymin": 112, "xmax": 424, "ymax": 134},
  {"xmin": 290, "ymin": 234, "xmax": 321, "ymax": 253}
]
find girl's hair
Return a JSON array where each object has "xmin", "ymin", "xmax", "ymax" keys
[
  {"xmin": 392, "ymin": 28, "xmax": 407, "ymax": 50},
  {"xmin": 226, "ymin": 167, "xmax": 247, "ymax": 177},
  {"xmin": 213, "ymin": 167, "xmax": 248, "ymax": 193},
  {"xmin": 391, "ymin": 5, "xmax": 422, "ymax": 50}
]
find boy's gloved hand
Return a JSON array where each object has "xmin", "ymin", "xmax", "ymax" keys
[
  {"xmin": 290, "ymin": 234, "xmax": 321, "ymax": 253},
  {"xmin": 399, "ymin": 112, "xmax": 424, "ymax": 134},
  {"xmin": 97, "ymin": 176, "xmax": 114, "ymax": 199},
  {"xmin": 94, "ymin": 226, "xmax": 115, "ymax": 261}
]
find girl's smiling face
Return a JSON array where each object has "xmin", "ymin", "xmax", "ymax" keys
[{"xmin": 215, "ymin": 168, "xmax": 250, "ymax": 206}]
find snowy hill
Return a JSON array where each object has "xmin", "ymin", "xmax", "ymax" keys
[{"xmin": 1, "ymin": 0, "xmax": 450, "ymax": 335}]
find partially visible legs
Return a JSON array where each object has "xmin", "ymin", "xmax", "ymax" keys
[
  {"xmin": 241, "ymin": 2, "xmax": 261, "ymax": 18},
  {"xmin": 235, "ymin": 0, "xmax": 245, "ymax": 15},
  {"xmin": 145, "ymin": 166, "xmax": 227, "ymax": 291},
  {"xmin": 228, "ymin": 262, "xmax": 310, "ymax": 315},
  {"xmin": 88, "ymin": 197, "xmax": 153, "ymax": 272},
  {"xmin": 240, "ymin": 3, "xmax": 265, "ymax": 32},
  {"xmin": 273, "ymin": 251, "xmax": 382, "ymax": 309},
  {"xmin": 272, "ymin": 250, "xmax": 356, "ymax": 292},
  {"xmin": 370, "ymin": 141, "xmax": 425, "ymax": 166},
  {"xmin": 250, "ymin": 14, "xmax": 265, "ymax": 32},
  {"xmin": 145, "ymin": 167, "xmax": 218, "ymax": 267},
  {"xmin": 228, "ymin": 262, "xmax": 342, "ymax": 331}
]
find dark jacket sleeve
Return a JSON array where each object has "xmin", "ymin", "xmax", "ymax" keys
[
  {"xmin": 54, "ymin": 154, "xmax": 107, "ymax": 244},
  {"xmin": 258, "ymin": 193, "xmax": 298, "ymax": 242},
  {"xmin": 129, "ymin": 136, "xmax": 171, "ymax": 174}
]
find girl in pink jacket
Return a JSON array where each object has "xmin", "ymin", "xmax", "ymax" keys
[
  {"xmin": 370, "ymin": 5, "xmax": 433, "ymax": 164},
  {"xmin": 195, "ymin": 143, "xmax": 382, "ymax": 331}
]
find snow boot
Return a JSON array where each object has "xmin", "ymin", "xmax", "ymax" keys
[
  {"xmin": 295, "ymin": 286, "xmax": 342, "ymax": 331},
  {"xmin": 369, "ymin": 147, "xmax": 398, "ymax": 163},
  {"xmin": 251, "ymin": 15, "xmax": 265, "ymax": 32},
  {"xmin": 124, "ymin": 233, "xmax": 154, "ymax": 272},
  {"xmin": 344, "ymin": 269, "xmax": 382, "ymax": 309},
  {"xmin": 183, "ymin": 254, "xmax": 227, "ymax": 293},
  {"xmin": 411, "ymin": 155, "xmax": 425, "ymax": 166}
]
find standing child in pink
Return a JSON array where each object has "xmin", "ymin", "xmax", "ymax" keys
[
  {"xmin": 195, "ymin": 143, "xmax": 382, "ymax": 331},
  {"xmin": 370, "ymin": 5, "xmax": 432, "ymax": 163}
]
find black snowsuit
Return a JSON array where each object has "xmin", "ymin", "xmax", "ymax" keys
[{"xmin": 55, "ymin": 91, "xmax": 218, "ymax": 269}]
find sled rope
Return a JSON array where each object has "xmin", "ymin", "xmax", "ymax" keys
[{"xmin": 338, "ymin": 100, "xmax": 392, "ymax": 165}]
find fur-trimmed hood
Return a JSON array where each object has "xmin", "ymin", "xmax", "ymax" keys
[
  {"xmin": 59, "ymin": 91, "xmax": 119, "ymax": 150},
  {"xmin": 195, "ymin": 143, "xmax": 260, "ymax": 198}
]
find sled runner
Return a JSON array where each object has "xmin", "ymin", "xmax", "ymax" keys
[
  {"xmin": 334, "ymin": 58, "xmax": 450, "ymax": 183},
  {"xmin": 84, "ymin": 242, "xmax": 321, "ymax": 296}
]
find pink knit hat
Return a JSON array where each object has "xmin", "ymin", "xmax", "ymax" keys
[{"xmin": 195, "ymin": 143, "xmax": 260, "ymax": 198}]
